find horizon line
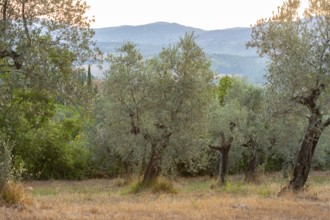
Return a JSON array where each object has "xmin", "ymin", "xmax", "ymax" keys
[{"xmin": 90, "ymin": 21, "xmax": 251, "ymax": 31}]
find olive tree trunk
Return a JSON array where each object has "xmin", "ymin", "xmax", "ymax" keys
[
  {"xmin": 141, "ymin": 125, "xmax": 171, "ymax": 187},
  {"xmin": 242, "ymin": 138, "xmax": 259, "ymax": 183},
  {"xmin": 244, "ymin": 152, "xmax": 258, "ymax": 183},
  {"xmin": 288, "ymin": 112, "xmax": 323, "ymax": 191},
  {"xmin": 209, "ymin": 143, "xmax": 232, "ymax": 184},
  {"xmin": 281, "ymin": 87, "xmax": 330, "ymax": 192},
  {"xmin": 142, "ymin": 145, "xmax": 161, "ymax": 186},
  {"xmin": 219, "ymin": 148, "xmax": 230, "ymax": 184}
]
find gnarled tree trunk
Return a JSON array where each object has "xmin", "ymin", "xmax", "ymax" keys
[
  {"xmin": 209, "ymin": 139, "xmax": 233, "ymax": 184},
  {"xmin": 244, "ymin": 152, "xmax": 258, "ymax": 183},
  {"xmin": 282, "ymin": 87, "xmax": 330, "ymax": 192},
  {"xmin": 242, "ymin": 137, "xmax": 259, "ymax": 183},
  {"xmin": 219, "ymin": 147, "xmax": 230, "ymax": 184},
  {"xmin": 288, "ymin": 112, "xmax": 322, "ymax": 191},
  {"xmin": 142, "ymin": 144, "xmax": 162, "ymax": 186},
  {"xmin": 141, "ymin": 126, "xmax": 171, "ymax": 187},
  {"xmin": 209, "ymin": 123, "xmax": 235, "ymax": 185}
]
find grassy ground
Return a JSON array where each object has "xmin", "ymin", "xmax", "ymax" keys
[{"xmin": 1, "ymin": 172, "xmax": 330, "ymax": 220}]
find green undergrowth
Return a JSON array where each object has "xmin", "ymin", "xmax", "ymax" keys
[
  {"xmin": 121, "ymin": 177, "xmax": 177, "ymax": 195},
  {"xmin": 20, "ymin": 172, "xmax": 330, "ymax": 200},
  {"xmin": 208, "ymin": 180, "xmax": 276, "ymax": 197}
]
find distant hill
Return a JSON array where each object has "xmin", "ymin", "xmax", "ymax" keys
[
  {"xmin": 208, "ymin": 54, "xmax": 267, "ymax": 84},
  {"xmin": 94, "ymin": 22, "xmax": 203, "ymax": 45},
  {"xmin": 93, "ymin": 22, "xmax": 267, "ymax": 83}
]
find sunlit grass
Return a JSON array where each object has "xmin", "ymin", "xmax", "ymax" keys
[{"xmin": 1, "ymin": 172, "xmax": 329, "ymax": 220}]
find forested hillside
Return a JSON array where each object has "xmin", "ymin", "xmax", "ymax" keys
[{"xmin": 92, "ymin": 22, "xmax": 267, "ymax": 83}]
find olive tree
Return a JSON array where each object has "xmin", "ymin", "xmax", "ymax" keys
[
  {"xmin": 208, "ymin": 78, "xmax": 268, "ymax": 183},
  {"xmin": 95, "ymin": 34, "xmax": 213, "ymax": 186},
  {"xmin": 208, "ymin": 98, "xmax": 245, "ymax": 184},
  {"xmin": 248, "ymin": 0, "xmax": 330, "ymax": 191},
  {"xmin": 232, "ymin": 82, "xmax": 267, "ymax": 182}
]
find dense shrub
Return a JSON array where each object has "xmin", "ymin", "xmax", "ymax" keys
[{"xmin": 12, "ymin": 105, "xmax": 92, "ymax": 180}]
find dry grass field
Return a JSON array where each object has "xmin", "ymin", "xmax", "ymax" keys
[{"xmin": 1, "ymin": 172, "xmax": 330, "ymax": 220}]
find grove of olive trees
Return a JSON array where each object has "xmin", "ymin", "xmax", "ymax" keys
[{"xmin": 1, "ymin": 0, "xmax": 330, "ymax": 202}]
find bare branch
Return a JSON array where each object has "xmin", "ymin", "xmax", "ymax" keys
[
  {"xmin": 292, "ymin": 95, "xmax": 308, "ymax": 105},
  {"xmin": 208, "ymin": 145, "xmax": 222, "ymax": 151},
  {"xmin": 21, "ymin": 0, "xmax": 31, "ymax": 45},
  {"xmin": 242, "ymin": 136, "xmax": 256, "ymax": 148},
  {"xmin": 219, "ymin": 132, "xmax": 225, "ymax": 144},
  {"xmin": 323, "ymin": 117, "xmax": 330, "ymax": 128},
  {"xmin": 2, "ymin": 0, "xmax": 8, "ymax": 30},
  {"xmin": 292, "ymin": 87, "xmax": 323, "ymax": 111}
]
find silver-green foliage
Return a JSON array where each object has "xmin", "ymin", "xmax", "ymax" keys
[
  {"xmin": 208, "ymin": 79, "xmax": 266, "ymax": 160},
  {"xmin": 248, "ymin": 0, "xmax": 330, "ymax": 189},
  {"xmin": 248, "ymin": 0, "xmax": 330, "ymax": 132},
  {"xmin": 93, "ymin": 34, "xmax": 213, "ymax": 178}
]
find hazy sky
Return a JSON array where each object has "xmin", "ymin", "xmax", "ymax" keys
[{"xmin": 85, "ymin": 0, "xmax": 308, "ymax": 30}]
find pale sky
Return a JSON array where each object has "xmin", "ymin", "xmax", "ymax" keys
[{"xmin": 86, "ymin": 0, "xmax": 308, "ymax": 30}]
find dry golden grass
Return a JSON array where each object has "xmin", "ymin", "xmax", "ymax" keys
[
  {"xmin": 0, "ymin": 181, "xmax": 34, "ymax": 206},
  {"xmin": 1, "ymin": 172, "xmax": 330, "ymax": 220}
]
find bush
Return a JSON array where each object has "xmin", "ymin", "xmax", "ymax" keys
[
  {"xmin": 12, "ymin": 105, "xmax": 93, "ymax": 180},
  {"xmin": 151, "ymin": 177, "xmax": 177, "ymax": 194},
  {"xmin": 125, "ymin": 177, "xmax": 177, "ymax": 194},
  {"xmin": 0, "ymin": 181, "xmax": 33, "ymax": 205}
]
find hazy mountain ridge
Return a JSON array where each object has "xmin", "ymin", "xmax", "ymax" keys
[
  {"xmin": 94, "ymin": 22, "xmax": 203, "ymax": 45},
  {"xmin": 93, "ymin": 22, "xmax": 267, "ymax": 83}
]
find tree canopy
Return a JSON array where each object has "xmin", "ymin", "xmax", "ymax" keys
[
  {"xmin": 248, "ymin": 0, "xmax": 330, "ymax": 191},
  {"xmin": 92, "ymin": 34, "xmax": 213, "ymax": 185},
  {"xmin": 0, "ymin": 0, "xmax": 98, "ymax": 185}
]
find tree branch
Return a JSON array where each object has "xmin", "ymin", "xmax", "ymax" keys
[
  {"xmin": 219, "ymin": 132, "xmax": 225, "ymax": 144},
  {"xmin": 2, "ymin": 0, "xmax": 8, "ymax": 32},
  {"xmin": 292, "ymin": 95, "xmax": 308, "ymax": 105},
  {"xmin": 21, "ymin": 0, "xmax": 32, "ymax": 45},
  {"xmin": 208, "ymin": 145, "xmax": 222, "ymax": 151},
  {"xmin": 208, "ymin": 144, "xmax": 228, "ymax": 151},
  {"xmin": 242, "ymin": 136, "xmax": 256, "ymax": 148},
  {"xmin": 129, "ymin": 112, "xmax": 140, "ymax": 135},
  {"xmin": 323, "ymin": 117, "xmax": 330, "ymax": 128},
  {"xmin": 292, "ymin": 87, "xmax": 323, "ymax": 110}
]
